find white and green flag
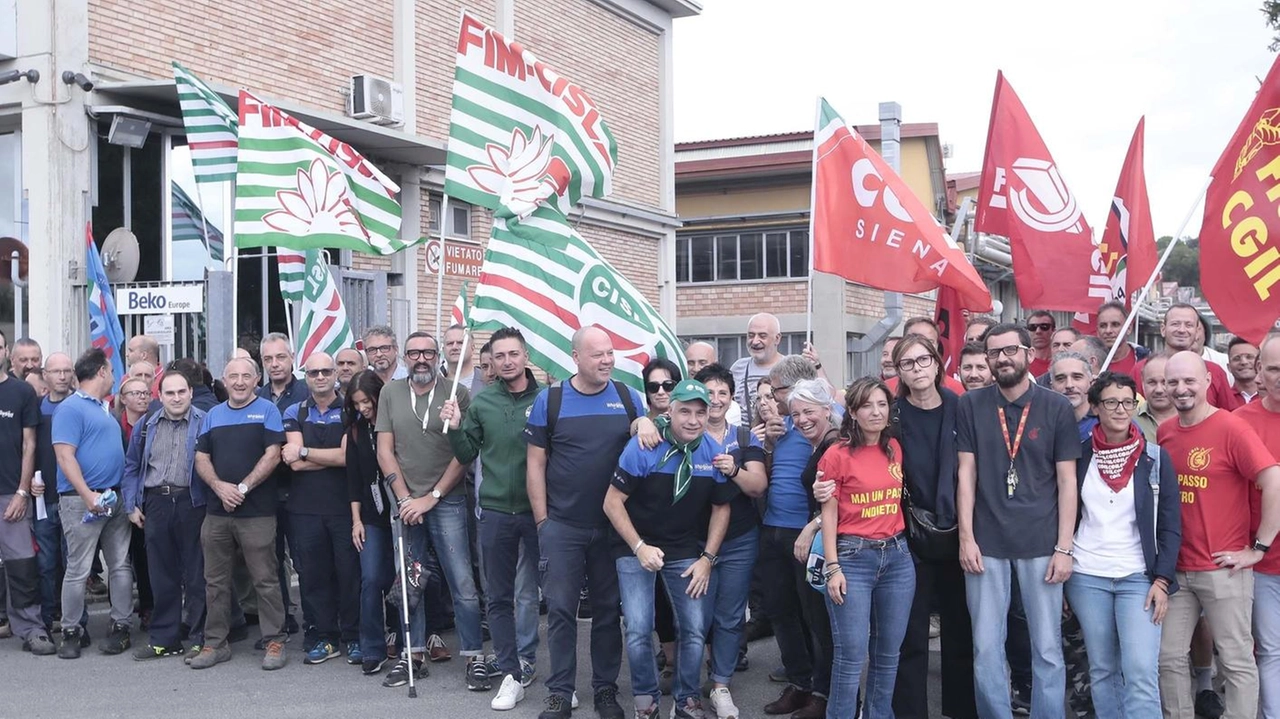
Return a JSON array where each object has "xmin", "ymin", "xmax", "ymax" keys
[
  {"xmin": 173, "ymin": 62, "xmax": 239, "ymax": 185},
  {"xmin": 234, "ymin": 91, "xmax": 407, "ymax": 254},
  {"xmin": 277, "ymin": 247, "xmax": 307, "ymax": 302},
  {"xmin": 295, "ymin": 250, "xmax": 356, "ymax": 366},
  {"xmin": 444, "ymin": 12, "xmax": 618, "ymax": 219},
  {"xmin": 171, "ymin": 182, "xmax": 224, "ymax": 262}
]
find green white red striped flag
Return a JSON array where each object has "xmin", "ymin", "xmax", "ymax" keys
[
  {"xmin": 451, "ymin": 281, "xmax": 469, "ymax": 327},
  {"xmin": 171, "ymin": 182, "xmax": 225, "ymax": 262},
  {"xmin": 444, "ymin": 12, "xmax": 617, "ymax": 219},
  {"xmin": 470, "ymin": 206, "xmax": 684, "ymax": 391},
  {"xmin": 234, "ymin": 91, "xmax": 407, "ymax": 255},
  {"xmin": 295, "ymin": 249, "xmax": 356, "ymax": 366},
  {"xmin": 277, "ymin": 247, "xmax": 307, "ymax": 302},
  {"xmin": 173, "ymin": 62, "xmax": 239, "ymax": 185}
]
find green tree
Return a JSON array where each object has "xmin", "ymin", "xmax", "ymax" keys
[
  {"xmin": 1155, "ymin": 235, "xmax": 1200, "ymax": 290},
  {"xmin": 1265, "ymin": 0, "xmax": 1280, "ymax": 49}
]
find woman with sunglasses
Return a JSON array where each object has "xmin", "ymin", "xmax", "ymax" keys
[
  {"xmin": 1064, "ymin": 371, "xmax": 1180, "ymax": 719},
  {"xmin": 641, "ymin": 357, "xmax": 684, "ymax": 692}
]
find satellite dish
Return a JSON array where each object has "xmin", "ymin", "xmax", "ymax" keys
[{"xmin": 101, "ymin": 227, "xmax": 140, "ymax": 284}]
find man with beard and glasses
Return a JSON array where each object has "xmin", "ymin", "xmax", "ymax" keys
[
  {"xmin": 1156, "ymin": 351, "xmax": 1280, "ymax": 719},
  {"xmin": 957, "ymin": 322, "xmax": 1080, "ymax": 719},
  {"xmin": 363, "ymin": 326, "xmax": 409, "ymax": 385},
  {"xmin": 378, "ymin": 332, "xmax": 485, "ymax": 690},
  {"xmin": 1135, "ymin": 304, "xmax": 1233, "ymax": 409},
  {"xmin": 1226, "ymin": 337, "xmax": 1260, "ymax": 410},
  {"xmin": 959, "ymin": 342, "xmax": 994, "ymax": 393}
]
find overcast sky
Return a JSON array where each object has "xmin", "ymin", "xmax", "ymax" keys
[{"xmin": 672, "ymin": 0, "xmax": 1276, "ymax": 239}]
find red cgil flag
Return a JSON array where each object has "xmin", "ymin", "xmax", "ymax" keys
[
  {"xmin": 812, "ymin": 99, "xmax": 992, "ymax": 312},
  {"xmin": 1071, "ymin": 118, "xmax": 1157, "ymax": 333},
  {"xmin": 1200, "ymin": 55, "xmax": 1280, "ymax": 344},
  {"xmin": 935, "ymin": 285, "xmax": 969, "ymax": 374},
  {"xmin": 975, "ymin": 72, "xmax": 1099, "ymax": 313}
]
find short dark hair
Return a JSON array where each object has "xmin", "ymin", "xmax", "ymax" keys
[
  {"xmin": 1087, "ymin": 370, "xmax": 1138, "ymax": 406},
  {"xmin": 1228, "ymin": 336, "xmax": 1259, "ymax": 354},
  {"xmin": 1097, "ymin": 300, "xmax": 1127, "ymax": 318},
  {"xmin": 1053, "ymin": 327, "xmax": 1081, "ymax": 341},
  {"xmin": 1026, "ymin": 310, "xmax": 1054, "ymax": 326},
  {"xmin": 960, "ymin": 341, "xmax": 987, "ymax": 360},
  {"xmin": 478, "ymin": 340, "xmax": 493, "ymax": 356},
  {"xmin": 160, "ymin": 370, "xmax": 193, "ymax": 392},
  {"xmin": 404, "ymin": 331, "xmax": 437, "ymax": 348},
  {"xmin": 903, "ymin": 316, "xmax": 940, "ymax": 336},
  {"xmin": 489, "ymin": 327, "xmax": 526, "ymax": 349},
  {"xmin": 1164, "ymin": 302, "xmax": 1202, "ymax": 324},
  {"xmin": 694, "ymin": 363, "xmax": 735, "ymax": 396},
  {"xmin": 985, "ymin": 322, "xmax": 1032, "ymax": 349},
  {"xmin": 166, "ymin": 357, "xmax": 205, "ymax": 391},
  {"xmin": 74, "ymin": 348, "xmax": 110, "ymax": 383},
  {"xmin": 642, "ymin": 357, "xmax": 682, "ymax": 391}
]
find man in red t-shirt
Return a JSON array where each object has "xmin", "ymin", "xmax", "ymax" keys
[
  {"xmin": 1156, "ymin": 351, "xmax": 1280, "ymax": 719},
  {"xmin": 1232, "ymin": 334, "xmax": 1280, "ymax": 718},
  {"xmin": 1135, "ymin": 304, "xmax": 1234, "ymax": 409},
  {"xmin": 1025, "ymin": 310, "xmax": 1055, "ymax": 379},
  {"xmin": 1095, "ymin": 301, "xmax": 1142, "ymax": 383}
]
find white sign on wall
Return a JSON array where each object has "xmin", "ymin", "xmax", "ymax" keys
[
  {"xmin": 115, "ymin": 285, "xmax": 204, "ymax": 315},
  {"xmin": 144, "ymin": 315, "xmax": 175, "ymax": 346}
]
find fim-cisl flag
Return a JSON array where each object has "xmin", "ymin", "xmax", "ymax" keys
[
  {"xmin": 171, "ymin": 182, "xmax": 225, "ymax": 262},
  {"xmin": 234, "ymin": 91, "xmax": 407, "ymax": 255},
  {"xmin": 173, "ymin": 62, "xmax": 238, "ymax": 185},
  {"xmin": 295, "ymin": 250, "xmax": 356, "ymax": 367},
  {"xmin": 445, "ymin": 11, "xmax": 617, "ymax": 219},
  {"xmin": 277, "ymin": 247, "xmax": 307, "ymax": 302},
  {"xmin": 1200, "ymin": 54, "xmax": 1280, "ymax": 343},
  {"xmin": 451, "ymin": 282, "xmax": 469, "ymax": 327},
  {"xmin": 975, "ymin": 72, "xmax": 1097, "ymax": 313},
  {"xmin": 812, "ymin": 99, "xmax": 992, "ymax": 311},
  {"xmin": 470, "ymin": 206, "xmax": 684, "ymax": 391}
]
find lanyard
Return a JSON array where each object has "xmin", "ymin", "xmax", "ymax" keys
[
  {"xmin": 997, "ymin": 403, "xmax": 1031, "ymax": 466},
  {"xmin": 409, "ymin": 382, "xmax": 438, "ymax": 434}
]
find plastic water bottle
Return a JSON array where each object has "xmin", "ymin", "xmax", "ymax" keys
[
  {"xmin": 31, "ymin": 471, "xmax": 46, "ymax": 521},
  {"xmin": 81, "ymin": 489, "xmax": 118, "ymax": 523}
]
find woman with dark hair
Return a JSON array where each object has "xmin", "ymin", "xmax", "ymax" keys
[
  {"xmin": 890, "ymin": 334, "xmax": 976, "ymax": 719},
  {"xmin": 345, "ymin": 369, "xmax": 396, "ymax": 676},
  {"xmin": 818, "ymin": 377, "xmax": 915, "ymax": 719},
  {"xmin": 643, "ymin": 358, "xmax": 683, "ymax": 418}
]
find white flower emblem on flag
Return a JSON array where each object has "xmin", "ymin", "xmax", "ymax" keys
[
  {"xmin": 262, "ymin": 159, "xmax": 364, "ymax": 238},
  {"xmin": 466, "ymin": 127, "xmax": 568, "ymax": 220}
]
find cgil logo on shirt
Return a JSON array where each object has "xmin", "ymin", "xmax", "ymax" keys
[{"xmin": 1187, "ymin": 447, "xmax": 1212, "ymax": 472}]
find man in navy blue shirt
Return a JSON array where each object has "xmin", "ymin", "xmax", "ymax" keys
[
  {"xmin": 525, "ymin": 326, "xmax": 641, "ymax": 719},
  {"xmin": 33, "ymin": 351, "xmax": 73, "ymax": 631}
]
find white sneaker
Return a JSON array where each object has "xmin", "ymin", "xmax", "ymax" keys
[
  {"xmin": 490, "ymin": 674, "xmax": 525, "ymax": 711},
  {"xmin": 708, "ymin": 688, "xmax": 739, "ymax": 719}
]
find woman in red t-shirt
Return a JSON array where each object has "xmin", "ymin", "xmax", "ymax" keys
[{"xmin": 819, "ymin": 377, "xmax": 917, "ymax": 718}]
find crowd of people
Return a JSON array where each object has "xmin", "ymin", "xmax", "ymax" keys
[{"xmin": 0, "ymin": 301, "xmax": 1277, "ymax": 719}]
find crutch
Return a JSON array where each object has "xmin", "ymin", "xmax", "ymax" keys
[{"xmin": 391, "ymin": 512, "xmax": 418, "ymax": 699}]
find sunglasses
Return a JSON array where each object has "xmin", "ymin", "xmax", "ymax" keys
[
  {"xmin": 1027, "ymin": 322, "xmax": 1053, "ymax": 332},
  {"xmin": 305, "ymin": 368, "xmax": 335, "ymax": 378},
  {"xmin": 645, "ymin": 380, "xmax": 677, "ymax": 394}
]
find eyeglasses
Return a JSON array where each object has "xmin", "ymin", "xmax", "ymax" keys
[
  {"xmin": 1027, "ymin": 322, "xmax": 1053, "ymax": 332},
  {"xmin": 985, "ymin": 345, "xmax": 1030, "ymax": 359},
  {"xmin": 645, "ymin": 380, "xmax": 677, "ymax": 394},
  {"xmin": 405, "ymin": 349, "xmax": 438, "ymax": 361},
  {"xmin": 1099, "ymin": 398, "xmax": 1138, "ymax": 412},
  {"xmin": 365, "ymin": 344, "xmax": 396, "ymax": 355},
  {"xmin": 896, "ymin": 355, "xmax": 935, "ymax": 372},
  {"xmin": 305, "ymin": 368, "xmax": 335, "ymax": 378},
  {"xmin": 122, "ymin": 390, "xmax": 150, "ymax": 398}
]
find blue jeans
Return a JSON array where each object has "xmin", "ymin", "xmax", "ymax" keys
[
  {"xmin": 359, "ymin": 523, "xmax": 395, "ymax": 661},
  {"xmin": 416, "ymin": 495, "xmax": 482, "ymax": 656},
  {"xmin": 32, "ymin": 501, "xmax": 64, "ymax": 629},
  {"xmin": 1064, "ymin": 572, "xmax": 1161, "ymax": 719},
  {"xmin": 1255, "ymin": 572, "xmax": 1280, "ymax": 719},
  {"xmin": 825, "ymin": 534, "xmax": 915, "ymax": 719},
  {"xmin": 479, "ymin": 510, "xmax": 539, "ymax": 677},
  {"xmin": 707, "ymin": 527, "xmax": 758, "ymax": 684},
  {"xmin": 616, "ymin": 555, "xmax": 712, "ymax": 705},
  {"xmin": 966, "ymin": 555, "xmax": 1065, "ymax": 719}
]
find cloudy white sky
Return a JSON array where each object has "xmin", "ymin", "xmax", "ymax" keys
[{"xmin": 672, "ymin": 0, "xmax": 1276, "ymax": 239}]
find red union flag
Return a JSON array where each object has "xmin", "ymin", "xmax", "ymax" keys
[
  {"xmin": 1200, "ymin": 55, "xmax": 1280, "ymax": 343},
  {"xmin": 812, "ymin": 99, "xmax": 991, "ymax": 311},
  {"xmin": 975, "ymin": 72, "xmax": 1098, "ymax": 312}
]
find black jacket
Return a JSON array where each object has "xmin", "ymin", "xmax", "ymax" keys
[{"xmin": 890, "ymin": 388, "xmax": 960, "ymax": 529}]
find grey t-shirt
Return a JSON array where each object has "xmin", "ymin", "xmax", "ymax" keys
[
  {"xmin": 956, "ymin": 381, "xmax": 1080, "ymax": 559},
  {"xmin": 730, "ymin": 356, "xmax": 776, "ymax": 427},
  {"xmin": 375, "ymin": 378, "xmax": 471, "ymax": 497}
]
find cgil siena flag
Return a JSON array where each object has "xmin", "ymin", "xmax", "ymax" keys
[
  {"xmin": 234, "ymin": 91, "xmax": 407, "ymax": 255},
  {"xmin": 444, "ymin": 12, "xmax": 617, "ymax": 219},
  {"xmin": 1199, "ymin": 54, "xmax": 1280, "ymax": 343},
  {"xmin": 975, "ymin": 72, "xmax": 1097, "ymax": 313},
  {"xmin": 85, "ymin": 224, "xmax": 127, "ymax": 390},
  {"xmin": 295, "ymin": 250, "xmax": 356, "ymax": 367},
  {"xmin": 812, "ymin": 98, "xmax": 992, "ymax": 311}
]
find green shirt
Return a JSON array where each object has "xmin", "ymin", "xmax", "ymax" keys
[
  {"xmin": 375, "ymin": 378, "xmax": 470, "ymax": 497},
  {"xmin": 448, "ymin": 370, "xmax": 542, "ymax": 515}
]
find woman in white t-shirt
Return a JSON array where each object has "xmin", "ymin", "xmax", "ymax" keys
[{"xmin": 1065, "ymin": 371, "xmax": 1181, "ymax": 719}]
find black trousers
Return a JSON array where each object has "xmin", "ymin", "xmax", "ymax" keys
[
  {"xmin": 143, "ymin": 490, "xmax": 205, "ymax": 646},
  {"xmin": 758, "ymin": 525, "xmax": 832, "ymax": 697},
  {"xmin": 893, "ymin": 556, "xmax": 977, "ymax": 719}
]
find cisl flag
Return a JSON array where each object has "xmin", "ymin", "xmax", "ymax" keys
[
  {"xmin": 812, "ymin": 99, "xmax": 992, "ymax": 311},
  {"xmin": 975, "ymin": 72, "xmax": 1098, "ymax": 313},
  {"xmin": 1200, "ymin": 55, "xmax": 1280, "ymax": 343}
]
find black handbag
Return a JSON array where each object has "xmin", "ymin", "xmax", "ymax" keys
[{"xmin": 901, "ymin": 484, "xmax": 959, "ymax": 561}]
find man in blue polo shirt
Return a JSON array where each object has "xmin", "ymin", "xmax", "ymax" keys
[
  {"xmin": 53, "ymin": 348, "xmax": 132, "ymax": 658},
  {"xmin": 282, "ymin": 351, "xmax": 358, "ymax": 666},
  {"xmin": 526, "ymin": 326, "xmax": 641, "ymax": 719},
  {"xmin": 33, "ymin": 351, "xmax": 74, "ymax": 632},
  {"xmin": 605, "ymin": 379, "xmax": 731, "ymax": 719}
]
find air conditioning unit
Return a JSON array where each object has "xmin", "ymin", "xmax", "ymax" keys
[{"xmin": 348, "ymin": 74, "xmax": 404, "ymax": 126}]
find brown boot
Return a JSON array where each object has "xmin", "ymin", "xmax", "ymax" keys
[
  {"xmin": 789, "ymin": 694, "xmax": 827, "ymax": 719},
  {"xmin": 764, "ymin": 686, "xmax": 812, "ymax": 715}
]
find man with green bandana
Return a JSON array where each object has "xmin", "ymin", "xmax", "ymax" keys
[{"xmin": 603, "ymin": 380, "xmax": 733, "ymax": 719}]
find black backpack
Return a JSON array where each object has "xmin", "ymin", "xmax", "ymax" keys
[{"xmin": 544, "ymin": 379, "xmax": 639, "ymax": 452}]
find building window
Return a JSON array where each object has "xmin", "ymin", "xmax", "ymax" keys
[
  {"xmin": 681, "ymin": 333, "xmax": 808, "ymax": 370},
  {"xmin": 676, "ymin": 228, "xmax": 809, "ymax": 284},
  {"xmin": 429, "ymin": 196, "xmax": 472, "ymax": 240}
]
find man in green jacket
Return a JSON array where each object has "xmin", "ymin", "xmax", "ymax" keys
[{"xmin": 441, "ymin": 327, "xmax": 543, "ymax": 712}]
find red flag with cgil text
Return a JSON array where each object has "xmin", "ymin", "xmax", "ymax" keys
[
  {"xmin": 975, "ymin": 72, "xmax": 1097, "ymax": 313},
  {"xmin": 812, "ymin": 99, "xmax": 991, "ymax": 311},
  {"xmin": 1200, "ymin": 55, "xmax": 1280, "ymax": 343},
  {"xmin": 935, "ymin": 285, "xmax": 969, "ymax": 374}
]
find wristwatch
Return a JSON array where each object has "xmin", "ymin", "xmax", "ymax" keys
[
  {"xmin": 430, "ymin": 488, "xmax": 443, "ymax": 500},
  {"xmin": 699, "ymin": 550, "xmax": 719, "ymax": 566},
  {"xmin": 237, "ymin": 482, "xmax": 250, "ymax": 494},
  {"xmin": 299, "ymin": 447, "xmax": 310, "ymax": 459},
  {"xmin": 15, "ymin": 489, "xmax": 29, "ymax": 499},
  {"xmin": 1253, "ymin": 538, "xmax": 1272, "ymax": 553}
]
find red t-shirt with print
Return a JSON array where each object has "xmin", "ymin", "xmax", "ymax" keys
[
  {"xmin": 818, "ymin": 438, "xmax": 906, "ymax": 540},
  {"xmin": 1158, "ymin": 410, "xmax": 1278, "ymax": 572},
  {"xmin": 1232, "ymin": 400, "xmax": 1280, "ymax": 575}
]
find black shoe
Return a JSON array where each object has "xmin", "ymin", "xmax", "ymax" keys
[
  {"xmin": 735, "ymin": 646, "xmax": 750, "ymax": 672},
  {"xmin": 538, "ymin": 694, "xmax": 572, "ymax": 719},
  {"xmin": 284, "ymin": 614, "xmax": 300, "ymax": 635},
  {"xmin": 593, "ymin": 686, "xmax": 624, "ymax": 719},
  {"xmin": 100, "ymin": 622, "xmax": 131, "ymax": 655},
  {"xmin": 1010, "ymin": 682, "xmax": 1032, "ymax": 716},
  {"xmin": 226, "ymin": 623, "xmax": 250, "ymax": 644},
  {"xmin": 79, "ymin": 627, "xmax": 92, "ymax": 648},
  {"xmin": 362, "ymin": 657, "xmax": 389, "ymax": 675},
  {"xmin": 1195, "ymin": 689, "xmax": 1225, "ymax": 719},
  {"xmin": 467, "ymin": 656, "xmax": 492, "ymax": 691},
  {"xmin": 58, "ymin": 627, "xmax": 83, "ymax": 659},
  {"xmin": 382, "ymin": 657, "xmax": 427, "ymax": 687}
]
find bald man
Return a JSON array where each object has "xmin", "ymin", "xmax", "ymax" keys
[
  {"xmin": 335, "ymin": 348, "xmax": 366, "ymax": 389},
  {"xmin": 1156, "ymin": 351, "xmax": 1280, "ymax": 719},
  {"xmin": 127, "ymin": 335, "xmax": 160, "ymax": 368},
  {"xmin": 730, "ymin": 314, "xmax": 783, "ymax": 427},
  {"xmin": 685, "ymin": 342, "xmax": 741, "ymax": 425}
]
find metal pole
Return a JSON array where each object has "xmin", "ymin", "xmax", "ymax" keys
[
  {"xmin": 848, "ymin": 101, "xmax": 906, "ymax": 354},
  {"xmin": 436, "ymin": 196, "xmax": 449, "ymax": 337},
  {"xmin": 806, "ymin": 97, "xmax": 820, "ymax": 344},
  {"xmin": 441, "ymin": 329, "xmax": 470, "ymax": 435}
]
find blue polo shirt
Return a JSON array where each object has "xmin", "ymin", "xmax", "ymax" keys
[
  {"xmin": 53, "ymin": 391, "xmax": 126, "ymax": 494},
  {"xmin": 763, "ymin": 418, "xmax": 814, "ymax": 530},
  {"xmin": 283, "ymin": 395, "xmax": 347, "ymax": 515},
  {"xmin": 703, "ymin": 423, "xmax": 767, "ymax": 541}
]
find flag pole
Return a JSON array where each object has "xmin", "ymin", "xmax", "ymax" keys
[
  {"xmin": 280, "ymin": 246, "xmax": 297, "ymax": 354},
  {"xmin": 1100, "ymin": 175, "xmax": 1213, "ymax": 372},
  {"xmin": 805, "ymin": 96, "xmax": 822, "ymax": 344},
  {"xmin": 442, "ymin": 328, "xmax": 470, "ymax": 435},
  {"xmin": 436, "ymin": 195, "xmax": 450, "ymax": 337}
]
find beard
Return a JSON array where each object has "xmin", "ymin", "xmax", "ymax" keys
[
  {"xmin": 994, "ymin": 363, "xmax": 1028, "ymax": 388},
  {"xmin": 410, "ymin": 362, "xmax": 436, "ymax": 385}
]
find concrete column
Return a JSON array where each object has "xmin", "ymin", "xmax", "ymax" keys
[
  {"xmin": 656, "ymin": 17, "xmax": 676, "ymax": 327},
  {"xmin": 495, "ymin": 0, "xmax": 514, "ymax": 35},
  {"xmin": 392, "ymin": 0, "xmax": 418, "ymax": 330},
  {"xmin": 18, "ymin": 0, "xmax": 91, "ymax": 351}
]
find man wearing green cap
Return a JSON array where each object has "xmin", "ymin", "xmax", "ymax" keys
[{"xmin": 604, "ymin": 379, "xmax": 733, "ymax": 719}]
